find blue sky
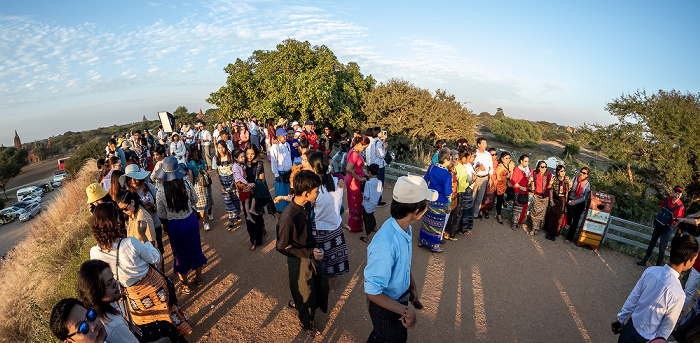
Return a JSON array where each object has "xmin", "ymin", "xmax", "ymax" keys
[{"xmin": 1, "ymin": 0, "xmax": 699, "ymax": 146}]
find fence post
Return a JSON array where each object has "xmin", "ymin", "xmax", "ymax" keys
[{"xmin": 601, "ymin": 216, "xmax": 613, "ymax": 245}]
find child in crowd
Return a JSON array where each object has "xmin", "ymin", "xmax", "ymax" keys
[
  {"xmin": 293, "ymin": 138, "xmax": 310, "ymax": 165},
  {"xmin": 276, "ymin": 170, "xmax": 327, "ymax": 337},
  {"xmin": 231, "ymin": 148, "xmax": 258, "ymax": 221},
  {"xmin": 361, "ymin": 164, "xmax": 383, "ymax": 244}
]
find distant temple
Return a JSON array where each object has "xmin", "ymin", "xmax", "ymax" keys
[
  {"xmin": 141, "ymin": 115, "xmax": 148, "ymax": 123},
  {"xmin": 197, "ymin": 108, "xmax": 205, "ymax": 120},
  {"xmin": 14, "ymin": 130, "xmax": 21, "ymax": 149}
]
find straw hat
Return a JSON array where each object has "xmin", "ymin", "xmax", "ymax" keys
[
  {"xmin": 86, "ymin": 183, "xmax": 109, "ymax": 204},
  {"xmin": 152, "ymin": 156, "xmax": 187, "ymax": 181},
  {"xmin": 119, "ymin": 164, "xmax": 151, "ymax": 187}
]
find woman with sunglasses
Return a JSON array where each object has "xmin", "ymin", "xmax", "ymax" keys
[
  {"xmin": 543, "ymin": 165, "xmax": 571, "ymax": 241},
  {"xmin": 76, "ymin": 260, "xmax": 180, "ymax": 342},
  {"xmin": 528, "ymin": 161, "xmax": 553, "ymax": 236},
  {"xmin": 510, "ymin": 155, "xmax": 533, "ymax": 231},
  {"xmin": 88, "ymin": 202, "xmax": 192, "ymax": 337},
  {"xmin": 564, "ymin": 167, "xmax": 591, "ymax": 244}
]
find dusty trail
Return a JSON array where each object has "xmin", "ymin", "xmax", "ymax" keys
[{"xmin": 164, "ymin": 156, "xmax": 642, "ymax": 343}]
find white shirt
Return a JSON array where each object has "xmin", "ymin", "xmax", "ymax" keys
[
  {"xmin": 474, "ymin": 149, "xmax": 493, "ymax": 176},
  {"xmin": 362, "ymin": 178, "xmax": 383, "ymax": 213},
  {"xmin": 89, "ymin": 238, "xmax": 161, "ymax": 287},
  {"xmin": 367, "ymin": 138, "xmax": 386, "ymax": 168},
  {"xmin": 617, "ymin": 265, "xmax": 685, "ymax": 340},
  {"xmin": 157, "ymin": 130, "xmax": 166, "ymax": 145},
  {"xmin": 101, "ymin": 303, "xmax": 139, "ymax": 343},
  {"xmin": 200, "ymin": 129, "xmax": 212, "ymax": 146},
  {"xmin": 465, "ymin": 163, "xmax": 476, "ymax": 190},
  {"xmin": 213, "ymin": 129, "xmax": 221, "ymax": 142},
  {"xmin": 269, "ymin": 142, "xmax": 292, "ymax": 177},
  {"xmin": 170, "ymin": 140, "xmax": 186, "ymax": 164},
  {"xmin": 314, "ymin": 177, "xmax": 343, "ymax": 231}
]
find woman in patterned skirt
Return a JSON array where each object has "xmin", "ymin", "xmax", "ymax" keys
[
  {"xmin": 187, "ymin": 145, "xmax": 214, "ymax": 231},
  {"xmin": 544, "ymin": 165, "xmax": 570, "ymax": 241},
  {"xmin": 212, "ymin": 140, "xmax": 243, "ymax": 231},
  {"xmin": 309, "ymin": 152, "xmax": 349, "ymax": 289},
  {"xmin": 418, "ymin": 147, "xmax": 453, "ymax": 253},
  {"xmin": 528, "ymin": 161, "xmax": 552, "ymax": 236},
  {"xmin": 510, "ymin": 155, "xmax": 533, "ymax": 231}
]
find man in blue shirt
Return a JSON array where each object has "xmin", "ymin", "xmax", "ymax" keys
[{"xmin": 364, "ymin": 175, "xmax": 438, "ymax": 342}]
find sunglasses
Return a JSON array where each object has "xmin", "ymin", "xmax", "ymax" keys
[
  {"xmin": 490, "ymin": 153, "xmax": 497, "ymax": 156},
  {"xmin": 66, "ymin": 308, "xmax": 97, "ymax": 338},
  {"xmin": 539, "ymin": 166, "xmax": 547, "ymax": 169}
]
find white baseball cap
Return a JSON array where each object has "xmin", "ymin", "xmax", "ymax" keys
[{"xmin": 393, "ymin": 175, "xmax": 438, "ymax": 203}]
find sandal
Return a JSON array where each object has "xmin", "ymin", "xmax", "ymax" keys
[
  {"xmin": 288, "ymin": 300, "xmax": 296, "ymax": 309},
  {"xmin": 305, "ymin": 327, "xmax": 320, "ymax": 337},
  {"xmin": 227, "ymin": 224, "xmax": 235, "ymax": 231},
  {"xmin": 194, "ymin": 277, "xmax": 203, "ymax": 286},
  {"xmin": 180, "ymin": 285, "xmax": 191, "ymax": 295},
  {"xmin": 360, "ymin": 236, "xmax": 370, "ymax": 244},
  {"xmin": 430, "ymin": 247, "xmax": 445, "ymax": 253}
]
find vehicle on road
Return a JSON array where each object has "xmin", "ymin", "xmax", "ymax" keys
[
  {"xmin": 0, "ymin": 213, "xmax": 13, "ymax": 225},
  {"xmin": 53, "ymin": 173, "xmax": 69, "ymax": 183},
  {"xmin": 51, "ymin": 181, "xmax": 62, "ymax": 188},
  {"xmin": 41, "ymin": 182, "xmax": 55, "ymax": 192},
  {"xmin": 16, "ymin": 187, "xmax": 43, "ymax": 202},
  {"xmin": 22, "ymin": 196, "xmax": 42, "ymax": 204},
  {"xmin": 19, "ymin": 203, "xmax": 41, "ymax": 222},
  {"xmin": 0, "ymin": 207, "xmax": 22, "ymax": 219}
]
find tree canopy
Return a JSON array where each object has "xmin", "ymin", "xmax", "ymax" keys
[
  {"xmin": 0, "ymin": 147, "xmax": 29, "ymax": 196},
  {"xmin": 491, "ymin": 117, "xmax": 542, "ymax": 147},
  {"xmin": 207, "ymin": 39, "xmax": 375, "ymax": 128},
  {"xmin": 587, "ymin": 89, "xmax": 700, "ymax": 200},
  {"xmin": 362, "ymin": 78, "xmax": 476, "ymax": 143}
]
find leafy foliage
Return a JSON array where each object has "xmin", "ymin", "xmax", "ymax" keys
[
  {"xmin": 491, "ymin": 117, "xmax": 542, "ymax": 147},
  {"xmin": 0, "ymin": 148, "xmax": 29, "ymax": 196},
  {"xmin": 64, "ymin": 139, "xmax": 104, "ymax": 177},
  {"xmin": 587, "ymin": 89, "xmax": 700, "ymax": 203},
  {"xmin": 207, "ymin": 39, "xmax": 375, "ymax": 128},
  {"xmin": 362, "ymin": 78, "xmax": 476, "ymax": 144},
  {"xmin": 564, "ymin": 142, "xmax": 580, "ymax": 157}
]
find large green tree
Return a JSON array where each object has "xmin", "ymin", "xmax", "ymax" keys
[
  {"xmin": 491, "ymin": 117, "xmax": 542, "ymax": 147},
  {"xmin": 0, "ymin": 147, "xmax": 29, "ymax": 196},
  {"xmin": 362, "ymin": 78, "xmax": 476, "ymax": 142},
  {"xmin": 587, "ymin": 89, "xmax": 700, "ymax": 202},
  {"xmin": 207, "ymin": 39, "xmax": 375, "ymax": 128}
]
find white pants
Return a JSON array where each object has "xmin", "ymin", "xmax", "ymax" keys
[{"xmin": 684, "ymin": 268, "xmax": 700, "ymax": 310}]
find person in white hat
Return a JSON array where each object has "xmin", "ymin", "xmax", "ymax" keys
[{"xmin": 363, "ymin": 175, "xmax": 437, "ymax": 342}]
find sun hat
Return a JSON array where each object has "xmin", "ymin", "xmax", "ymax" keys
[
  {"xmin": 291, "ymin": 121, "xmax": 299, "ymax": 127},
  {"xmin": 119, "ymin": 164, "xmax": 151, "ymax": 187},
  {"xmin": 393, "ymin": 175, "xmax": 438, "ymax": 203},
  {"xmin": 86, "ymin": 183, "xmax": 109, "ymax": 204},
  {"xmin": 153, "ymin": 156, "xmax": 187, "ymax": 181}
]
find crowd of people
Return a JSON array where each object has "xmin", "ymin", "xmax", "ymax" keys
[{"xmin": 48, "ymin": 115, "xmax": 700, "ymax": 343}]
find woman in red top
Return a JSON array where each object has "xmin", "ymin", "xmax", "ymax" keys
[
  {"xmin": 528, "ymin": 161, "xmax": 552, "ymax": 236},
  {"xmin": 345, "ymin": 135, "xmax": 370, "ymax": 232},
  {"xmin": 510, "ymin": 155, "xmax": 533, "ymax": 231}
]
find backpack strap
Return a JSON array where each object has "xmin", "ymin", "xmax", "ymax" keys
[{"xmin": 115, "ymin": 239, "xmax": 123, "ymax": 284}]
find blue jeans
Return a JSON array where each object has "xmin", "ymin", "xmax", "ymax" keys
[
  {"xmin": 274, "ymin": 178, "xmax": 290, "ymax": 212},
  {"xmin": 643, "ymin": 222, "xmax": 674, "ymax": 266},
  {"xmin": 377, "ymin": 166, "xmax": 386, "ymax": 203}
]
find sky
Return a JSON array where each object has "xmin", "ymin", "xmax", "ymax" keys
[{"xmin": 1, "ymin": 0, "xmax": 699, "ymax": 146}]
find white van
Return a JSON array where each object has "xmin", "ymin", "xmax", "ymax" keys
[{"xmin": 16, "ymin": 187, "xmax": 43, "ymax": 202}]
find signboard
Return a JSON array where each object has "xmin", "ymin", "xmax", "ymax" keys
[
  {"xmin": 158, "ymin": 111, "xmax": 175, "ymax": 133},
  {"xmin": 577, "ymin": 191, "xmax": 616, "ymax": 251}
]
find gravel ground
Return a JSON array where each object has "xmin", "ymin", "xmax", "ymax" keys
[{"xmin": 163, "ymin": 157, "xmax": 644, "ymax": 343}]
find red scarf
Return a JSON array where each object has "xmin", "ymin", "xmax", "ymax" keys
[{"xmin": 575, "ymin": 176, "xmax": 587, "ymax": 198}]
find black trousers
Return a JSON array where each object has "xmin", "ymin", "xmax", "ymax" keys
[
  {"xmin": 642, "ymin": 222, "xmax": 674, "ymax": 266},
  {"xmin": 367, "ymin": 291, "xmax": 410, "ymax": 343},
  {"xmin": 617, "ymin": 318, "xmax": 647, "ymax": 343},
  {"xmin": 565, "ymin": 202, "xmax": 586, "ymax": 242},
  {"xmin": 363, "ymin": 207, "xmax": 377, "ymax": 236},
  {"xmin": 495, "ymin": 193, "xmax": 505, "ymax": 215}
]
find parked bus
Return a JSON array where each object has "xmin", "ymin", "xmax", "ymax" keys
[{"xmin": 58, "ymin": 157, "xmax": 70, "ymax": 171}]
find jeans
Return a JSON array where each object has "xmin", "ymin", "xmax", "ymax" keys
[
  {"xmin": 332, "ymin": 151, "xmax": 348, "ymax": 174},
  {"xmin": 565, "ymin": 202, "xmax": 586, "ymax": 242},
  {"xmin": 377, "ymin": 166, "xmax": 385, "ymax": 203},
  {"xmin": 642, "ymin": 222, "xmax": 674, "ymax": 266},
  {"xmin": 684, "ymin": 268, "xmax": 700, "ymax": 310},
  {"xmin": 472, "ymin": 176, "xmax": 488, "ymax": 218}
]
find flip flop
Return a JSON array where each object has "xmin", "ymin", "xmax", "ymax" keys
[
  {"xmin": 360, "ymin": 236, "xmax": 370, "ymax": 244},
  {"xmin": 194, "ymin": 277, "xmax": 203, "ymax": 286},
  {"xmin": 180, "ymin": 285, "xmax": 191, "ymax": 295},
  {"xmin": 288, "ymin": 300, "xmax": 296, "ymax": 309}
]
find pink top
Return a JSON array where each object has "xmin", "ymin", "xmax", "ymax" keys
[
  {"xmin": 232, "ymin": 163, "xmax": 247, "ymax": 184},
  {"xmin": 347, "ymin": 150, "xmax": 365, "ymax": 178},
  {"xmin": 239, "ymin": 130, "xmax": 249, "ymax": 143}
]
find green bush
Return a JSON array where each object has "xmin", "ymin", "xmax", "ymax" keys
[
  {"xmin": 490, "ymin": 117, "xmax": 541, "ymax": 147},
  {"xmin": 64, "ymin": 139, "xmax": 104, "ymax": 177},
  {"xmin": 564, "ymin": 142, "xmax": 580, "ymax": 157}
]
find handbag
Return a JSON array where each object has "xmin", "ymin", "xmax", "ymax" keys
[
  {"xmin": 279, "ymin": 170, "xmax": 292, "ymax": 183},
  {"xmin": 384, "ymin": 152, "xmax": 393, "ymax": 166},
  {"xmin": 517, "ymin": 192, "xmax": 529, "ymax": 204},
  {"xmin": 190, "ymin": 161, "xmax": 211, "ymax": 187},
  {"xmin": 655, "ymin": 200, "xmax": 683, "ymax": 226}
]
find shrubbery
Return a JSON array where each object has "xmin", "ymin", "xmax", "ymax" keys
[
  {"xmin": 491, "ymin": 117, "xmax": 541, "ymax": 147},
  {"xmin": 564, "ymin": 142, "xmax": 580, "ymax": 157},
  {"xmin": 64, "ymin": 138, "xmax": 104, "ymax": 177}
]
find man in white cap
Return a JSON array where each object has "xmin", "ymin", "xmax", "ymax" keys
[{"xmin": 363, "ymin": 175, "xmax": 437, "ymax": 342}]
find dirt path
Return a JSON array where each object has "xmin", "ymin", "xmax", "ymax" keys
[{"xmin": 163, "ymin": 157, "xmax": 642, "ymax": 343}]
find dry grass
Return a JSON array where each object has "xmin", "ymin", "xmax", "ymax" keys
[{"xmin": 0, "ymin": 160, "xmax": 97, "ymax": 342}]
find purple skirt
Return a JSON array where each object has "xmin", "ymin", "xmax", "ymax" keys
[{"xmin": 168, "ymin": 212, "xmax": 207, "ymax": 275}]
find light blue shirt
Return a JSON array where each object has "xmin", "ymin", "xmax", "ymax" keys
[
  {"xmin": 617, "ymin": 265, "xmax": 685, "ymax": 340},
  {"xmin": 364, "ymin": 217, "xmax": 412, "ymax": 300}
]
